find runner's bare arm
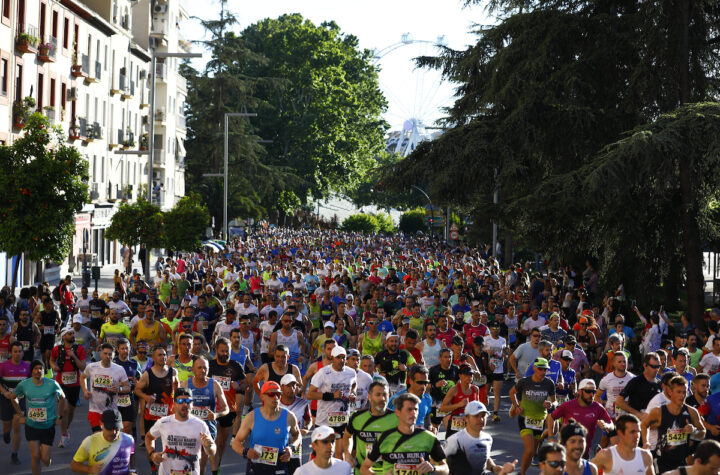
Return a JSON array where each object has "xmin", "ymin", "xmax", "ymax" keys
[{"xmin": 213, "ymin": 379, "xmax": 229, "ymax": 418}]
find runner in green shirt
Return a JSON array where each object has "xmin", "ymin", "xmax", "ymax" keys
[
  {"xmin": 344, "ymin": 380, "xmax": 398, "ymax": 474},
  {"xmin": 509, "ymin": 357, "xmax": 557, "ymax": 475},
  {"xmin": 360, "ymin": 391, "xmax": 448, "ymax": 475},
  {"xmin": 11, "ymin": 360, "xmax": 66, "ymax": 475}
]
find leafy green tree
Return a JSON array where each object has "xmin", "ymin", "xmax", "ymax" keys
[
  {"xmin": 163, "ymin": 193, "xmax": 209, "ymax": 252},
  {"xmin": 181, "ymin": 1, "xmax": 293, "ymax": 228},
  {"xmin": 0, "ymin": 113, "xmax": 88, "ymax": 291},
  {"xmin": 106, "ymin": 198, "xmax": 164, "ymax": 250},
  {"xmin": 399, "ymin": 208, "xmax": 427, "ymax": 234},
  {"xmin": 241, "ymin": 14, "xmax": 388, "ymax": 201},
  {"xmin": 372, "ymin": 212, "xmax": 395, "ymax": 234},
  {"xmin": 342, "ymin": 214, "xmax": 378, "ymax": 233}
]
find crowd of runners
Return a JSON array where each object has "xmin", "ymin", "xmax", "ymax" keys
[{"xmin": 0, "ymin": 227, "xmax": 720, "ymax": 474}]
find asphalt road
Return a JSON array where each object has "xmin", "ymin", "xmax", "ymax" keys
[{"xmin": 1, "ymin": 380, "xmax": 538, "ymax": 475}]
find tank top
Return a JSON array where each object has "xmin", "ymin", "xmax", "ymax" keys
[
  {"xmin": 230, "ymin": 346, "xmax": 247, "ymax": 367},
  {"xmin": 362, "ymin": 332, "xmax": 384, "ymax": 356},
  {"xmin": 247, "ymin": 407, "xmax": 290, "ymax": 455},
  {"xmin": 144, "ymin": 367, "xmax": 175, "ymax": 420},
  {"xmin": 240, "ymin": 332, "xmax": 255, "ymax": 358},
  {"xmin": 280, "ymin": 397, "xmax": 308, "ymax": 461},
  {"xmin": 40, "ymin": 310, "xmax": 57, "ymax": 329},
  {"xmin": 656, "ymin": 404, "xmax": 692, "ymax": 462},
  {"xmin": 136, "ymin": 320, "xmax": 162, "ymax": 345},
  {"xmin": 0, "ymin": 334, "xmax": 11, "ymax": 362},
  {"xmin": 310, "ymin": 360, "xmax": 325, "ymax": 411},
  {"xmin": 564, "ymin": 459, "xmax": 592, "ymax": 475},
  {"xmin": 450, "ymin": 384, "xmax": 480, "ymax": 416},
  {"xmin": 174, "ymin": 354, "xmax": 196, "ymax": 383},
  {"xmin": 16, "ymin": 322, "xmax": 34, "ymax": 359},
  {"xmin": 606, "ymin": 446, "xmax": 646, "ymax": 475},
  {"xmin": 188, "ymin": 377, "xmax": 217, "ymax": 434},
  {"xmin": 421, "ymin": 339, "xmax": 442, "ymax": 367},
  {"xmin": 267, "ymin": 362, "xmax": 295, "ymax": 385},
  {"xmin": 276, "ymin": 329, "xmax": 300, "ymax": 365}
]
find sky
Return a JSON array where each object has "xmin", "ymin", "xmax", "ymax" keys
[{"xmin": 180, "ymin": 0, "xmax": 490, "ymax": 132}]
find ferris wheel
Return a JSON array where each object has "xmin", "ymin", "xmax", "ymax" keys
[{"xmin": 372, "ymin": 33, "xmax": 453, "ymax": 157}]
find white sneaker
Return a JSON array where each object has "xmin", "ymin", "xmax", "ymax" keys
[{"xmin": 58, "ymin": 434, "xmax": 69, "ymax": 448}]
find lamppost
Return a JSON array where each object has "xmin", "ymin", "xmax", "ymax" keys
[
  {"xmin": 410, "ymin": 185, "xmax": 434, "ymax": 236},
  {"xmin": 223, "ymin": 112, "xmax": 256, "ymax": 241}
]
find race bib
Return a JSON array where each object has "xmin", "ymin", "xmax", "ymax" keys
[
  {"xmin": 328, "ymin": 411, "xmax": 348, "ymax": 427},
  {"xmin": 43, "ymin": 326, "xmax": 55, "ymax": 335},
  {"xmin": 20, "ymin": 341, "xmax": 30, "ymax": 351},
  {"xmin": 61, "ymin": 372, "xmax": 78, "ymax": 385},
  {"xmin": 93, "ymin": 375, "xmax": 112, "ymax": 389},
  {"xmin": 255, "ymin": 445, "xmax": 279, "ymax": 466},
  {"xmin": 394, "ymin": 463, "xmax": 420, "ymax": 475},
  {"xmin": 117, "ymin": 394, "xmax": 131, "ymax": 407},
  {"xmin": 666, "ymin": 428, "xmax": 688, "ymax": 446},
  {"xmin": 215, "ymin": 376, "xmax": 231, "ymax": 391},
  {"xmin": 435, "ymin": 408, "xmax": 450, "ymax": 418},
  {"xmin": 614, "ymin": 403, "xmax": 627, "ymax": 416},
  {"xmin": 557, "ymin": 394, "xmax": 569, "ymax": 404},
  {"xmin": 474, "ymin": 375, "xmax": 487, "ymax": 386},
  {"xmin": 28, "ymin": 407, "xmax": 47, "ymax": 423},
  {"xmin": 524, "ymin": 416, "xmax": 545, "ymax": 431},
  {"xmin": 291, "ymin": 444, "xmax": 301, "ymax": 459},
  {"xmin": 148, "ymin": 403, "xmax": 169, "ymax": 418},
  {"xmin": 450, "ymin": 415, "xmax": 466, "ymax": 431},
  {"xmin": 490, "ymin": 358, "xmax": 502, "ymax": 370},
  {"xmin": 191, "ymin": 406, "xmax": 209, "ymax": 420}
]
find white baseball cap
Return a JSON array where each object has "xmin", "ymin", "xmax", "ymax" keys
[
  {"xmin": 72, "ymin": 314, "xmax": 83, "ymax": 324},
  {"xmin": 280, "ymin": 374, "xmax": 298, "ymax": 386},
  {"xmin": 561, "ymin": 350, "xmax": 574, "ymax": 360},
  {"xmin": 331, "ymin": 346, "xmax": 346, "ymax": 358},
  {"xmin": 578, "ymin": 378, "xmax": 596, "ymax": 390},
  {"xmin": 465, "ymin": 401, "xmax": 489, "ymax": 416},
  {"xmin": 324, "ymin": 321, "xmax": 335, "ymax": 329},
  {"xmin": 311, "ymin": 425, "xmax": 337, "ymax": 443}
]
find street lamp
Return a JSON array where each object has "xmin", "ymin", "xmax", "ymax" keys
[
  {"xmin": 410, "ymin": 185, "xmax": 434, "ymax": 236},
  {"xmin": 223, "ymin": 112, "xmax": 256, "ymax": 241}
]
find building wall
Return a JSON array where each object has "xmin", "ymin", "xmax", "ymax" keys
[{"xmin": 0, "ymin": 0, "xmax": 190, "ymax": 286}]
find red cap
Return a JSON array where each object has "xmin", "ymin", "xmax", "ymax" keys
[
  {"xmin": 261, "ymin": 381, "xmax": 281, "ymax": 395},
  {"xmin": 310, "ymin": 295, "xmax": 317, "ymax": 300}
]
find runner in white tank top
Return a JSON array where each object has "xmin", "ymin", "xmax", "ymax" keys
[
  {"xmin": 592, "ymin": 416, "xmax": 653, "ymax": 475},
  {"xmin": 276, "ymin": 328, "xmax": 301, "ymax": 365},
  {"xmin": 605, "ymin": 445, "xmax": 646, "ymax": 475},
  {"xmin": 421, "ymin": 337, "xmax": 443, "ymax": 367}
]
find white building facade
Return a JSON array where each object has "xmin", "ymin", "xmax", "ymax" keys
[{"xmin": 0, "ymin": 0, "xmax": 189, "ymax": 287}]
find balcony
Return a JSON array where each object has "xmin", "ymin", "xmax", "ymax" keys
[
  {"xmin": 177, "ymin": 76, "xmax": 187, "ymax": 95},
  {"xmin": 154, "ymin": 108, "xmax": 166, "ymax": 123},
  {"xmin": 122, "ymin": 131, "xmax": 135, "ymax": 149},
  {"xmin": 86, "ymin": 61, "xmax": 101, "ymax": 84},
  {"xmin": 15, "ymin": 25, "xmax": 39, "ymax": 54},
  {"xmin": 176, "ymin": 114, "xmax": 186, "ymax": 129},
  {"xmin": 77, "ymin": 117, "xmax": 88, "ymax": 138},
  {"xmin": 155, "ymin": 62, "xmax": 167, "ymax": 82},
  {"xmin": 42, "ymin": 107, "xmax": 56, "ymax": 124},
  {"xmin": 150, "ymin": 18, "xmax": 168, "ymax": 39},
  {"xmin": 120, "ymin": 14, "xmax": 129, "ymax": 30},
  {"xmin": 37, "ymin": 36, "xmax": 57, "ymax": 63},
  {"xmin": 90, "ymin": 183, "xmax": 99, "ymax": 200},
  {"xmin": 81, "ymin": 54, "xmax": 90, "ymax": 77},
  {"xmin": 151, "ymin": 190, "xmax": 165, "ymax": 208}
]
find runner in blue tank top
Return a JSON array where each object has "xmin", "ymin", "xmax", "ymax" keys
[{"xmin": 231, "ymin": 381, "xmax": 302, "ymax": 475}]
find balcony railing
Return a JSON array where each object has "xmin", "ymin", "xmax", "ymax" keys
[
  {"xmin": 78, "ymin": 117, "xmax": 88, "ymax": 137},
  {"xmin": 155, "ymin": 62, "xmax": 166, "ymax": 82},
  {"xmin": 117, "ymin": 129, "xmax": 124, "ymax": 145},
  {"xmin": 81, "ymin": 54, "xmax": 90, "ymax": 76},
  {"xmin": 154, "ymin": 108, "xmax": 166, "ymax": 123},
  {"xmin": 94, "ymin": 61, "xmax": 101, "ymax": 81},
  {"xmin": 90, "ymin": 183, "xmax": 99, "ymax": 200},
  {"xmin": 43, "ymin": 107, "xmax": 56, "ymax": 124},
  {"xmin": 15, "ymin": 24, "xmax": 39, "ymax": 53},
  {"xmin": 119, "ymin": 73, "xmax": 127, "ymax": 92},
  {"xmin": 151, "ymin": 18, "xmax": 168, "ymax": 37},
  {"xmin": 176, "ymin": 115, "xmax": 186, "ymax": 129},
  {"xmin": 38, "ymin": 35, "xmax": 57, "ymax": 62}
]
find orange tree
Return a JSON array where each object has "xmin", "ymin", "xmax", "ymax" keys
[{"xmin": 0, "ymin": 113, "xmax": 89, "ymax": 291}]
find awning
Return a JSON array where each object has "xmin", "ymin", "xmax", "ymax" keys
[
  {"xmin": 177, "ymin": 137, "xmax": 186, "ymax": 157},
  {"xmin": 202, "ymin": 241, "xmax": 223, "ymax": 252}
]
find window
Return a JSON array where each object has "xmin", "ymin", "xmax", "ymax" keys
[
  {"xmin": 0, "ymin": 58, "xmax": 7, "ymax": 96},
  {"xmin": 60, "ymin": 82, "xmax": 66, "ymax": 109},
  {"xmin": 2, "ymin": 0, "xmax": 10, "ymax": 22},
  {"xmin": 37, "ymin": 73, "xmax": 44, "ymax": 109},
  {"xmin": 102, "ymin": 100, "xmax": 106, "ymax": 127},
  {"xmin": 39, "ymin": 3, "xmax": 46, "ymax": 39},
  {"xmin": 50, "ymin": 78, "xmax": 55, "ymax": 106},
  {"xmin": 104, "ymin": 45, "xmax": 107, "ymax": 71},
  {"xmin": 14, "ymin": 64, "xmax": 22, "ymax": 102},
  {"xmin": 92, "ymin": 156, "xmax": 96, "ymax": 182},
  {"xmin": 17, "ymin": 0, "xmax": 25, "ymax": 32},
  {"xmin": 63, "ymin": 18, "xmax": 69, "ymax": 49},
  {"xmin": 52, "ymin": 10, "xmax": 58, "ymax": 38}
]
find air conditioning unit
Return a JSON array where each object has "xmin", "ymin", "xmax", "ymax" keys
[
  {"xmin": 67, "ymin": 87, "xmax": 78, "ymax": 101},
  {"xmin": 153, "ymin": 4, "xmax": 167, "ymax": 14},
  {"xmin": 153, "ymin": 171, "xmax": 162, "ymax": 181},
  {"xmin": 139, "ymin": 70, "xmax": 147, "ymax": 80}
]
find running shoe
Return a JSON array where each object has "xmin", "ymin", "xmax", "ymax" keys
[
  {"xmin": 58, "ymin": 434, "xmax": 70, "ymax": 448},
  {"xmin": 492, "ymin": 413, "xmax": 500, "ymax": 423},
  {"xmin": 10, "ymin": 453, "xmax": 19, "ymax": 465},
  {"xmin": 3, "ymin": 432, "xmax": 9, "ymax": 443}
]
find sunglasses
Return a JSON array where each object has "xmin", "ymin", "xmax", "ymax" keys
[
  {"xmin": 536, "ymin": 367, "xmax": 548, "ymax": 371},
  {"xmin": 175, "ymin": 397, "xmax": 192, "ymax": 404},
  {"xmin": 647, "ymin": 364, "xmax": 661, "ymax": 369},
  {"xmin": 543, "ymin": 461, "xmax": 566, "ymax": 469},
  {"xmin": 265, "ymin": 392, "xmax": 281, "ymax": 398},
  {"xmin": 315, "ymin": 438, "xmax": 334, "ymax": 445},
  {"xmin": 414, "ymin": 380, "xmax": 430, "ymax": 385},
  {"xmin": 138, "ymin": 351, "xmax": 147, "ymax": 355},
  {"xmin": 582, "ymin": 389, "xmax": 595, "ymax": 394}
]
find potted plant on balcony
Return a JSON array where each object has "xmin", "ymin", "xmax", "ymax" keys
[
  {"xmin": 16, "ymin": 32, "xmax": 39, "ymax": 53},
  {"xmin": 38, "ymin": 41, "xmax": 54, "ymax": 60},
  {"xmin": 71, "ymin": 46, "xmax": 83, "ymax": 76},
  {"xmin": 68, "ymin": 120, "xmax": 80, "ymax": 140},
  {"xmin": 12, "ymin": 96, "xmax": 36, "ymax": 128},
  {"xmin": 42, "ymin": 105, "xmax": 56, "ymax": 124},
  {"xmin": 139, "ymin": 133, "xmax": 149, "ymax": 151},
  {"xmin": 122, "ymin": 127, "xmax": 135, "ymax": 149}
]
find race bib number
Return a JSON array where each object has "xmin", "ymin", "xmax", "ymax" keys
[
  {"xmin": 20, "ymin": 341, "xmax": 30, "ymax": 351},
  {"xmin": 557, "ymin": 394, "xmax": 569, "ymax": 404},
  {"xmin": 43, "ymin": 326, "xmax": 55, "ymax": 335},
  {"xmin": 524, "ymin": 416, "xmax": 545, "ymax": 431},
  {"xmin": 61, "ymin": 372, "xmax": 77, "ymax": 385},
  {"xmin": 191, "ymin": 406, "xmax": 209, "ymax": 420},
  {"xmin": 389, "ymin": 383, "xmax": 406, "ymax": 396},
  {"xmin": 490, "ymin": 358, "xmax": 502, "ymax": 370},
  {"xmin": 291, "ymin": 444, "xmax": 301, "ymax": 459},
  {"xmin": 451, "ymin": 415, "xmax": 466, "ymax": 431},
  {"xmin": 117, "ymin": 394, "xmax": 131, "ymax": 407},
  {"xmin": 28, "ymin": 407, "xmax": 47, "ymax": 423},
  {"xmin": 394, "ymin": 464, "xmax": 420, "ymax": 475},
  {"xmin": 107, "ymin": 337, "xmax": 118, "ymax": 348},
  {"xmin": 614, "ymin": 403, "xmax": 627, "ymax": 416},
  {"xmin": 148, "ymin": 403, "xmax": 169, "ymax": 418},
  {"xmin": 255, "ymin": 445, "xmax": 279, "ymax": 466},
  {"xmin": 666, "ymin": 428, "xmax": 688, "ymax": 446},
  {"xmin": 474, "ymin": 375, "xmax": 487, "ymax": 386},
  {"xmin": 93, "ymin": 375, "xmax": 112, "ymax": 389},
  {"xmin": 328, "ymin": 411, "xmax": 348, "ymax": 427},
  {"xmin": 92, "ymin": 311, "xmax": 101, "ymax": 318},
  {"xmin": 435, "ymin": 409, "xmax": 450, "ymax": 418},
  {"xmin": 215, "ymin": 376, "xmax": 231, "ymax": 391}
]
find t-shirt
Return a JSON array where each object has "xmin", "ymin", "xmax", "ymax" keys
[
  {"xmin": 352, "ymin": 369, "xmax": 373, "ymax": 414},
  {"xmin": 700, "ymin": 352, "xmax": 720, "ymax": 374},
  {"xmin": 0, "ymin": 359, "xmax": 30, "ymax": 389},
  {"xmin": 100, "ymin": 322, "xmax": 131, "ymax": 349},
  {"xmin": 444, "ymin": 429, "xmax": 492, "ymax": 472},
  {"xmin": 310, "ymin": 365, "xmax": 357, "ymax": 427},
  {"xmin": 346, "ymin": 408, "xmax": 398, "ymax": 471},
  {"xmin": 148, "ymin": 414, "xmax": 212, "ymax": 475},
  {"xmin": 295, "ymin": 458, "xmax": 353, "ymax": 475},
  {"xmin": 551, "ymin": 399, "xmax": 611, "ymax": 449},
  {"xmin": 512, "ymin": 343, "xmax": 540, "ymax": 378},
  {"xmin": 484, "ymin": 336, "xmax": 506, "ymax": 374},
  {"xmin": 515, "ymin": 376, "xmax": 556, "ymax": 421},
  {"xmin": 84, "ymin": 362, "xmax": 129, "ymax": 414},
  {"xmin": 259, "ymin": 320, "xmax": 276, "ymax": 354},
  {"xmin": 13, "ymin": 377, "xmax": 64, "ymax": 429},
  {"xmin": 525, "ymin": 358, "xmax": 562, "ymax": 384},
  {"xmin": 367, "ymin": 427, "xmax": 446, "ymax": 474},
  {"xmin": 73, "ymin": 326, "xmax": 97, "ymax": 357},
  {"xmin": 598, "ymin": 371, "xmax": 635, "ymax": 417},
  {"xmin": 619, "ymin": 375, "xmax": 662, "ymax": 412},
  {"xmin": 73, "ymin": 431, "xmax": 135, "ymax": 475},
  {"xmin": 387, "ymin": 388, "xmax": 433, "ymax": 428}
]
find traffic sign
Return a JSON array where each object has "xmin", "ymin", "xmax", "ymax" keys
[
  {"xmin": 450, "ymin": 230, "xmax": 459, "ymax": 240},
  {"xmin": 450, "ymin": 223, "xmax": 458, "ymax": 232}
]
